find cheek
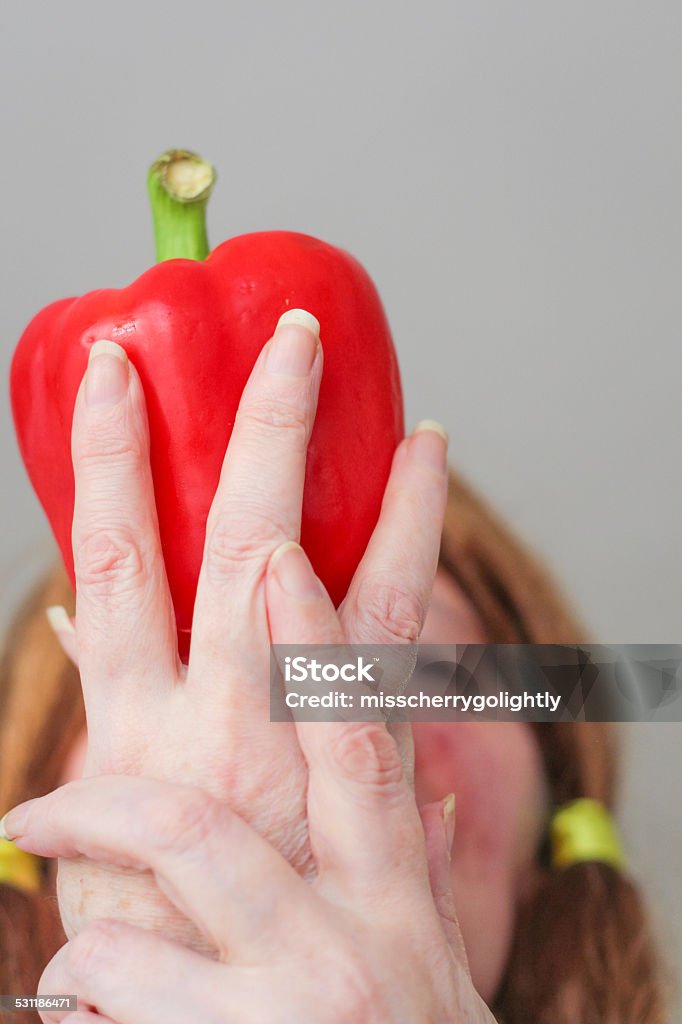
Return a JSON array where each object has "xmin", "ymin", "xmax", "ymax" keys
[
  {"xmin": 412, "ymin": 722, "xmax": 546, "ymax": 1002},
  {"xmin": 451, "ymin": 859, "xmax": 516, "ymax": 1003},
  {"xmin": 413, "ymin": 722, "xmax": 538, "ymax": 865}
]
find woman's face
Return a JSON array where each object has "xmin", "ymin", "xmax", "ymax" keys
[{"xmin": 59, "ymin": 567, "xmax": 548, "ymax": 1005}]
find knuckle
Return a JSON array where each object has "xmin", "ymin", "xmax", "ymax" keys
[
  {"xmin": 139, "ymin": 787, "xmax": 223, "ymax": 860},
  {"xmin": 237, "ymin": 396, "xmax": 310, "ymax": 450},
  {"xmin": 355, "ymin": 577, "xmax": 426, "ymax": 643},
  {"xmin": 329, "ymin": 723, "xmax": 404, "ymax": 792},
  {"xmin": 329, "ymin": 946, "xmax": 384, "ymax": 1020},
  {"xmin": 204, "ymin": 503, "xmax": 286, "ymax": 576},
  {"xmin": 74, "ymin": 425, "xmax": 145, "ymax": 469},
  {"xmin": 66, "ymin": 919, "xmax": 123, "ymax": 978},
  {"xmin": 73, "ymin": 525, "xmax": 150, "ymax": 597}
]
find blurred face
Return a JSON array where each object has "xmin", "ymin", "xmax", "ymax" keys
[
  {"xmin": 415, "ymin": 568, "xmax": 549, "ymax": 1001},
  {"xmin": 59, "ymin": 567, "xmax": 549, "ymax": 1004}
]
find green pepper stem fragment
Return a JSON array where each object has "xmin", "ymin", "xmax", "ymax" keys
[{"xmin": 147, "ymin": 149, "xmax": 216, "ymax": 262}]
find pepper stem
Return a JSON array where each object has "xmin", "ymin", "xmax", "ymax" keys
[{"xmin": 147, "ymin": 149, "xmax": 216, "ymax": 262}]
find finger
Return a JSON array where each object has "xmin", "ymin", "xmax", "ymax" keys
[
  {"xmin": 46, "ymin": 605, "xmax": 79, "ymax": 667},
  {"xmin": 5, "ymin": 775, "xmax": 315, "ymax": 960},
  {"xmin": 266, "ymin": 538, "xmax": 402, "ymax": 729},
  {"xmin": 70, "ymin": 340, "xmax": 179, "ymax": 697},
  {"xmin": 38, "ymin": 921, "xmax": 226, "ymax": 1024},
  {"xmin": 265, "ymin": 539, "xmax": 412, "ymax": 725},
  {"xmin": 266, "ymin": 541, "xmax": 372, "ymax": 725},
  {"xmin": 297, "ymin": 717, "xmax": 433, "ymax": 915},
  {"xmin": 336, "ymin": 424, "xmax": 447, "ymax": 791},
  {"xmin": 339, "ymin": 421, "xmax": 448, "ymax": 645},
  {"xmin": 262, "ymin": 543, "xmax": 427, "ymax": 898},
  {"xmin": 419, "ymin": 795, "xmax": 471, "ymax": 973},
  {"xmin": 264, "ymin": 541, "xmax": 422, "ymax": 894},
  {"xmin": 265, "ymin": 540, "xmax": 345, "ymax": 643},
  {"xmin": 189, "ymin": 310, "xmax": 322, "ymax": 682}
]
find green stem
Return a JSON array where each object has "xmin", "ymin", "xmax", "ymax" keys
[{"xmin": 147, "ymin": 149, "xmax": 216, "ymax": 262}]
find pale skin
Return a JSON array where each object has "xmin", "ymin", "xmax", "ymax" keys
[{"xmin": 3, "ymin": 311, "xmax": 548, "ymax": 1022}]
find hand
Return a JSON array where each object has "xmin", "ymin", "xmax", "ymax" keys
[
  {"xmin": 5, "ymin": 756, "xmax": 493, "ymax": 1022},
  {"xmin": 54, "ymin": 311, "xmax": 448, "ymax": 952}
]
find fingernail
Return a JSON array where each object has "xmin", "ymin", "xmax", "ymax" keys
[
  {"xmin": 85, "ymin": 339, "xmax": 129, "ymax": 406},
  {"xmin": 411, "ymin": 420, "xmax": 448, "ymax": 470},
  {"xmin": 270, "ymin": 541, "xmax": 323, "ymax": 598},
  {"xmin": 267, "ymin": 309, "xmax": 320, "ymax": 376},
  {"xmin": 443, "ymin": 793, "xmax": 456, "ymax": 853},
  {"xmin": 0, "ymin": 800, "xmax": 36, "ymax": 840},
  {"xmin": 45, "ymin": 605, "xmax": 75, "ymax": 636}
]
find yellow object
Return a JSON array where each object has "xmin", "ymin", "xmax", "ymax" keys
[
  {"xmin": 551, "ymin": 798, "xmax": 627, "ymax": 871},
  {"xmin": 0, "ymin": 837, "xmax": 42, "ymax": 894}
]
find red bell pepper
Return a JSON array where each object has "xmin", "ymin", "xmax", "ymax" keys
[{"xmin": 10, "ymin": 149, "xmax": 404, "ymax": 663}]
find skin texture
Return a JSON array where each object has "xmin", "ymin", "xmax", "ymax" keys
[
  {"xmin": 4, "ymin": 313, "xmax": 549, "ymax": 1020},
  {"xmin": 57, "ymin": 570, "xmax": 549, "ymax": 1005}
]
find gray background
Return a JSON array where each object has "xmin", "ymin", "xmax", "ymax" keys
[{"xmin": 1, "ymin": 0, "xmax": 680, "ymax": 996}]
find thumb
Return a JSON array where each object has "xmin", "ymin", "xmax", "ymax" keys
[
  {"xmin": 419, "ymin": 794, "xmax": 471, "ymax": 977},
  {"xmin": 45, "ymin": 605, "xmax": 79, "ymax": 667}
]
